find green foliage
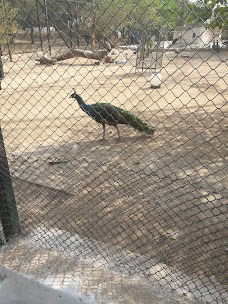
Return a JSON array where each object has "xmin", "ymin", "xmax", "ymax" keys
[
  {"xmin": 0, "ymin": 1, "xmax": 18, "ymax": 43},
  {"xmin": 13, "ymin": 0, "xmax": 184, "ymax": 46},
  {"xmin": 188, "ymin": 0, "xmax": 228, "ymax": 29},
  {"xmin": 113, "ymin": 104, "xmax": 155, "ymax": 135},
  {"xmin": 16, "ymin": 0, "xmax": 42, "ymax": 29},
  {"xmin": 97, "ymin": 0, "xmax": 182, "ymax": 32},
  {"xmin": 79, "ymin": 0, "xmax": 182, "ymax": 38}
]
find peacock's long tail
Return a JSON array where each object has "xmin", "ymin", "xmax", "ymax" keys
[
  {"xmin": 97, "ymin": 103, "xmax": 155, "ymax": 135},
  {"xmin": 114, "ymin": 106, "xmax": 155, "ymax": 135}
]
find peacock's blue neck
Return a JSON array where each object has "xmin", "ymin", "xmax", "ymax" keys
[
  {"xmin": 80, "ymin": 102, "xmax": 91, "ymax": 113},
  {"xmin": 75, "ymin": 95, "xmax": 92, "ymax": 113},
  {"xmin": 75, "ymin": 95, "xmax": 84, "ymax": 105}
]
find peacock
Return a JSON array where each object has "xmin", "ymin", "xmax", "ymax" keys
[{"xmin": 70, "ymin": 89, "xmax": 155, "ymax": 140}]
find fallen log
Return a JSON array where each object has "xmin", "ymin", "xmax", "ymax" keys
[
  {"xmin": 56, "ymin": 49, "xmax": 108, "ymax": 61},
  {"xmin": 35, "ymin": 49, "xmax": 109, "ymax": 65},
  {"xmin": 35, "ymin": 54, "xmax": 57, "ymax": 65}
]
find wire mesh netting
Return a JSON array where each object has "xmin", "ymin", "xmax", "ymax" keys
[{"xmin": 0, "ymin": 0, "xmax": 227, "ymax": 303}]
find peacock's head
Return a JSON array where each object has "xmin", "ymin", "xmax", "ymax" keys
[
  {"xmin": 69, "ymin": 89, "xmax": 78, "ymax": 99},
  {"xmin": 70, "ymin": 92, "xmax": 77, "ymax": 99},
  {"xmin": 69, "ymin": 89, "xmax": 83, "ymax": 104}
]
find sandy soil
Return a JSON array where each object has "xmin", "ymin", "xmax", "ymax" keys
[{"xmin": 0, "ymin": 46, "xmax": 227, "ymax": 287}]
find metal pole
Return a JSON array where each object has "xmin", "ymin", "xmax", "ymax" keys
[
  {"xmin": 0, "ymin": 47, "xmax": 4, "ymax": 90},
  {"xmin": 0, "ymin": 125, "xmax": 21, "ymax": 241}
]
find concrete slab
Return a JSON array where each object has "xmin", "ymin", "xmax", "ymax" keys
[
  {"xmin": 0, "ymin": 228, "xmax": 227, "ymax": 304},
  {"xmin": 0, "ymin": 265, "xmax": 90, "ymax": 304}
]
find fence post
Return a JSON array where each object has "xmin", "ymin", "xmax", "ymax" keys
[
  {"xmin": 0, "ymin": 125, "xmax": 21, "ymax": 241},
  {"xmin": 0, "ymin": 46, "xmax": 4, "ymax": 90}
]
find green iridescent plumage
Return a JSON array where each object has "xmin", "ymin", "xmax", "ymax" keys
[{"xmin": 107, "ymin": 104, "xmax": 155, "ymax": 135}]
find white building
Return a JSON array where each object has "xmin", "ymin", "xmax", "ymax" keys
[
  {"xmin": 25, "ymin": 27, "xmax": 56, "ymax": 34},
  {"xmin": 173, "ymin": 23, "xmax": 222, "ymax": 48}
]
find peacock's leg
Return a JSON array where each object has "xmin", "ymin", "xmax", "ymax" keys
[
  {"xmin": 114, "ymin": 125, "xmax": 121, "ymax": 139},
  {"xmin": 102, "ymin": 122, "xmax": 106, "ymax": 140}
]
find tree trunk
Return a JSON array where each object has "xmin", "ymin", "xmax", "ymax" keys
[
  {"xmin": 90, "ymin": 11, "xmax": 96, "ymax": 51},
  {"xmin": 35, "ymin": 49, "xmax": 109, "ymax": 65},
  {"xmin": 30, "ymin": 27, "xmax": 35, "ymax": 44},
  {"xmin": 7, "ymin": 43, "xmax": 12, "ymax": 62}
]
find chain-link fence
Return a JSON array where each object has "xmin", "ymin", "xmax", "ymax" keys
[{"xmin": 0, "ymin": 0, "xmax": 227, "ymax": 303}]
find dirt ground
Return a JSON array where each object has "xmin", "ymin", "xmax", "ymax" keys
[{"xmin": 0, "ymin": 46, "xmax": 227, "ymax": 290}]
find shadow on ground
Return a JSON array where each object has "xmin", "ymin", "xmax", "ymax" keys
[{"xmin": 7, "ymin": 106, "xmax": 228, "ymax": 287}]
